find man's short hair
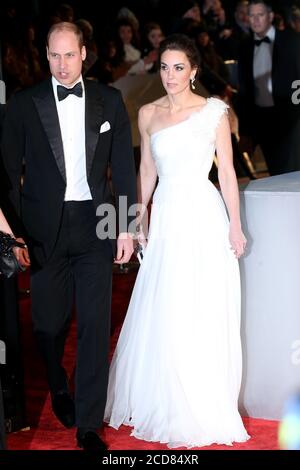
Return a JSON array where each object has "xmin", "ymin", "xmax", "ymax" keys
[
  {"xmin": 47, "ymin": 22, "xmax": 84, "ymax": 49},
  {"xmin": 249, "ymin": 0, "xmax": 273, "ymax": 12}
]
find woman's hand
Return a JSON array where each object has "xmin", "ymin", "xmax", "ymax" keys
[
  {"xmin": 143, "ymin": 50, "xmax": 157, "ymax": 65},
  {"xmin": 137, "ymin": 230, "xmax": 148, "ymax": 248},
  {"xmin": 13, "ymin": 237, "xmax": 31, "ymax": 268},
  {"xmin": 229, "ymin": 225, "xmax": 247, "ymax": 259}
]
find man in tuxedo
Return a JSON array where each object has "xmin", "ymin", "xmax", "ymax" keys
[
  {"xmin": 237, "ymin": 0, "xmax": 300, "ymax": 175},
  {"xmin": 1, "ymin": 22, "xmax": 137, "ymax": 450}
]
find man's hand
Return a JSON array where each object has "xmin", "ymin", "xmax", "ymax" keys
[
  {"xmin": 114, "ymin": 232, "xmax": 134, "ymax": 264},
  {"xmin": 14, "ymin": 237, "xmax": 31, "ymax": 268}
]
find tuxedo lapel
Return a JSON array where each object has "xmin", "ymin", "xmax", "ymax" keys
[
  {"xmin": 32, "ymin": 79, "xmax": 104, "ymax": 182},
  {"xmin": 32, "ymin": 80, "xmax": 66, "ymax": 182},
  {"xmin": 84, "ymin": 80, "xmax": 104, "ymax": 177}
]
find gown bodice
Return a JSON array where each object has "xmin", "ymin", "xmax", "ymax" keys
[{"xmin": 150, "ymin": 97, "xmax": 229, "ymax": 183}]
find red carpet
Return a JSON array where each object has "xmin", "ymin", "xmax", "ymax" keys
[{"xmin": 7, "ymin": 269, "xmax": 279, "ymax": 450}]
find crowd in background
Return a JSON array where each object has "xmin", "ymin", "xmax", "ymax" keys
[{"xmin": 1, "ymin": 0, "xmax": 300, "ymax": 99}]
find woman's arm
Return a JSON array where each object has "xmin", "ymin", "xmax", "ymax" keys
[
  {"xmin": 0, "ymin": 208, "xmax": 14, "ymax": 235},
  {"xmin": 136, "ymin": 105, "xmax": 158, "ymax": 239},
  {"xmin": 0, "ymin": 208, "xmax": 30, "ymax": 267},
  {"xmin": 216, "ymin": 113, "xmax": 246, "ymax": 258}
]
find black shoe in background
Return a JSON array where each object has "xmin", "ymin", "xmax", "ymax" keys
[
  {"xmin": 76, "ymin": 429, "xmax": 107, "ymax": 451},
  {"xmin": 51, "ymin": 392, "xmax": 75, "ymax": 428}
]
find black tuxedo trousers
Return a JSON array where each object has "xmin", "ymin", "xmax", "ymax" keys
[
  {"xmin": 252, "ymin": 105, "xmax": 280, "ymax": 176},
  {"xmin": 31, "ymin": 201, "xmax": 113, "ymax": 428}
]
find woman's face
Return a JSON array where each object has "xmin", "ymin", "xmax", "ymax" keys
[
  {"xmin": 198, "ymin": 31, "xmax": 210, "ymax": 47},
  {"xmin": 119, "ymin": 25, "xmax": 133, "ymax": 44},
  {"xmin": 148, "ymin": 28, "xmax": 164, "ymax": 49},
  {"xmin": 160, "ymin": 49, "xmax": 196, "ymax": 95}
]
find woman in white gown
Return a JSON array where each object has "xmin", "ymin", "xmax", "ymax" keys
[{"xmin": 104, "ymin": 34, "xmax": 250, "ymax": 448}]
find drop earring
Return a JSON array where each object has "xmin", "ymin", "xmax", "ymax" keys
[{"xmin": 191, "ymin": 77, "xmax": 196, "ymax": 90}]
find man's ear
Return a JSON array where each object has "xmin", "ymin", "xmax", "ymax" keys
[
  {"xmin": 46, "ymin": 46, "xmax": 49, "ymax": 61},
  {"xmin": 269, "ymin": 11, "xmax": 275, "ymax": 23},
  {"xmin": 81, "ymin": 46, "xmax": 87, "ymax": 61}
]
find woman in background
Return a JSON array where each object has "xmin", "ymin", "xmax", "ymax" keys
[{"xmin": 0, "ymin": 207, "xmax": 14, "ymax": 451}]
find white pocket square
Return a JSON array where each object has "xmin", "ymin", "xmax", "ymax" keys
[{"xmin": 99, "ymin": 121, "xmax": 111, "ymax": 133}]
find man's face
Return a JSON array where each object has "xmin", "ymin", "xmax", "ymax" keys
[
  {"xmin": 249, "ymin": 3, "xmax": 274, "ymax": 37},
  {"xmin": 291, "ymin": 17, "xmax": 300, "ymax": 33},
  {"xmin": 235, "ymin": 4, "xmax": 249, "ymax": 27},
  {"xmin": 47, "ymin": 30, "xmax": 86, "ymax": 86}
]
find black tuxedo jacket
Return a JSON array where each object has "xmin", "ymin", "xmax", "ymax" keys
[
  {"xmin": 1, "ymin": 78, "xmax": 137, "ymax": 264},
  {"xmin": 237, "ymin": 29, "xmax": 300, "ymax": 135}
]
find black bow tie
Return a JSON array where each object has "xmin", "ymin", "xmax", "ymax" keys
[
  {"xmin": 254, "ymin": 36, "xmax": 271, "ymax": 46},
  {"xmin": 57, "ymin": 82, "xmax": 83, "ymax": 101}
]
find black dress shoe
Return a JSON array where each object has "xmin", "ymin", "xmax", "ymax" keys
[
  {"xmin": 51, "ymin": 392, "xmax": 75, "ymax": 428},
  {"xmin": 76, "ymin": 431, "xmax": 107, "ymax": 451}
]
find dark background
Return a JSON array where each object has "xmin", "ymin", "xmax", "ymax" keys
[{"xmin": 1, "ymin": 1, "xmax": 297, "ymax": 29}]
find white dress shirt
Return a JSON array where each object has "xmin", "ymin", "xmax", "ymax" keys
[
  {"xmin": 124, "ymin": 43, "xmax": 141, "ymax": 62},
  {"xmin": 52, "ymin": 75, "xmax": 92, "ymax": 201},
  {"xmin": 253, "ymin": 26, "xmax": 275, "ymax": 107}
]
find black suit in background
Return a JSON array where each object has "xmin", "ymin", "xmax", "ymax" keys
[
  {"xmin": 1, "ymin": 78, "xmax": 137, "ymax": 430},
  {"xmin": 238, "ymin": 29, "xmax": 300, "ymax": 175}
]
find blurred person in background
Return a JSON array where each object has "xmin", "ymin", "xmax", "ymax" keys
[
  {"xmin": 289, "ymin": 6, "xmax": 300, "ymax": 33},
  {"xmin": 141, "ymin": 22, "xmax": 165, "ymax": 73},
  {"xmin": 238, "ymin": 0, "xmax": 300, "ymax": 175}
]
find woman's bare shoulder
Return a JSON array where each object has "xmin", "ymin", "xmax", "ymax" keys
[
  {"xmin": 139, "ymin": 97, "xmax": 168, "ymax": 127},
  {"xmin": 139, "ymin": 97, "xmax": 168, "ymax": 116}
]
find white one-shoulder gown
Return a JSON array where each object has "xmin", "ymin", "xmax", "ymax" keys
[{"xmin": 104, "ymin": 98, "xmax": 250, "ymax": 448}]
